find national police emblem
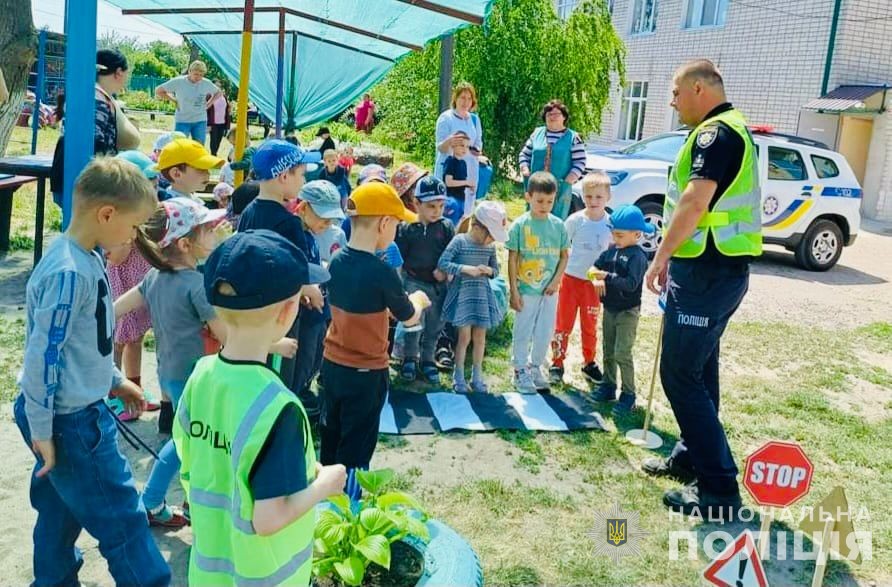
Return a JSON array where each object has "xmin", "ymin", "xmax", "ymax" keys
[
  {"xmin": 696, "ymin": 126, "xmax": 718, "ymax": 148},
  {"xmin": 588, "ymin": 502, "xmax": 649, "ymax": 563},
  {"xmin": 763, "ymin": 195, "xmax": 779, "ymax": 216}
]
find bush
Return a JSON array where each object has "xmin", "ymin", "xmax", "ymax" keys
[
  {"xmin": 120, "ymin": 90, "xmax": 175, "ymax": 114},
  {"xmin": 371, "ymin": 0, "xmax": 624, "ymax": 176}
]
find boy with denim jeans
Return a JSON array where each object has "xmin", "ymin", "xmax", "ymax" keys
[
  {"xmin": 590, "ymin": 205, "xmax": 654, "ymax": 415},
  {"xmin": 14, "ymin": 157, "xmax": 170, "ymax": 587},
  {"xmin": 395, "ymin": 176, "xmax": 454, "ymax": 384},
  {"xmin": 507, "ymin": 171, "xmax": 569, "ymax": 394}
]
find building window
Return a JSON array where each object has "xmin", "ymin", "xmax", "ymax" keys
[
  {"xmin": 631, "ymin": 0, "xmax": 658, "ymax": 34},
  {"xmin": 683, "ymin": 0, "xmax": 728, "ymax": 28},
  {"xmin": 556, "ymin": 0, "xmax": 579, "ymax": 19},
  {"xmin": 618, "ymin": 82, "xmax": 648, "ymax": 141}
]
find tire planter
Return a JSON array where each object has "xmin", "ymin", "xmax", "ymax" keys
[
  {"xmin": 407, "ymin": 518, "xmax": 483, "ymax": 587},
  {"xmin": 316, "ymin": 504, "xmax": 483, "ymax": 587}
]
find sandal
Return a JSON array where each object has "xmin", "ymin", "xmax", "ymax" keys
[
  {"xmin": 470, "ymin": 378, "xmax": 489, "ymax": 394},
  {"xmin": 400, "ymin": 359, "xmax": 417, "ymax": 382},
  {"xmin": 420, "ymin": 362, "xmax": 440, "ymax": 385},
  {"xmin": 453, "ymin": 379, "xmax": 469, "ymax": 393}
]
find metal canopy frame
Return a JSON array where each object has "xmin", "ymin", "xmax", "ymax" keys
[{"xmin": 60, "ymin": 0, "xmax": 489, "ymax": 225}]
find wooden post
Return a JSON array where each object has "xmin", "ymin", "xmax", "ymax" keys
[
  {"xmin": 758, "ymin": 509, "xmax": 773, "ymax": 559},
  {"xmin": 811, "ymin": 517, "xmax": 835, "ymax": 587},
  {"xmin": 233, "ymin": 0, "xmax": 256, "ymax": 187}
]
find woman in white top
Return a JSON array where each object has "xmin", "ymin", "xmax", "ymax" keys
[{"xmin": 434, "ymin": 82, "xmax": 489, "ymax": 198}]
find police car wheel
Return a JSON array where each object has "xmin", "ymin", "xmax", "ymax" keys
[
  {"xmin": 637, "ymin": 200, "xmax": 664, "ymax": 257},
  {"xmin": 795, "ymin": 219, "xmax": 843, "ymax": 272}
]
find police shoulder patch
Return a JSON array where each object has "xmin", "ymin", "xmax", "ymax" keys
[{"xmin": 696, "ymin": 126, "xmax": 718, "ymax": 148}]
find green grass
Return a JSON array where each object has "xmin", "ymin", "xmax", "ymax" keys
[
  {"xmin": 0, "ymin": 316, "xmax": 26, "ymax": 402},
  {"xmin": 378, "ymin": 320, "xmax": 892, "ymax": 586}
]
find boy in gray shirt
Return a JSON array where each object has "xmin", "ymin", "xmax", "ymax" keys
[{"xmin": 14, "ymin": 158, "xmax": 170, "ymax": 586}]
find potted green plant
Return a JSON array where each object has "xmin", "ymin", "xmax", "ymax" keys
[{"xmin": 313, "ymin": 469, "xmax": 482, "ymax": 587}]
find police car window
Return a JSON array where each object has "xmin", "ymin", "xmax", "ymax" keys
[
  {"xmin": 811, "ymin": 155, "xmax": 840, "ymax": 179},
  {"xmin": 767, "ymin": 147, "xmax": 807, "ymax": 181},
  {"xmin": 620, "ymin": 134, "xmax": 686, "ymax": 162}
]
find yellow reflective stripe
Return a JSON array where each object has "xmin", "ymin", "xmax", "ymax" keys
[{"xmin": 697, "ymin": 211, "xmax": 729, "ymax": 228}]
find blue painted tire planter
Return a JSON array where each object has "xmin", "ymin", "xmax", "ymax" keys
[
  {"xmin": 407, "ymin": 518, "xmax": 483, "ymax": 587},
  {"xmin": 315, "ymin": 504, "xmax": 483, "ymax": 587}
]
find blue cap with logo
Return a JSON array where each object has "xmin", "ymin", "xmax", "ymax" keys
[
  {"xmin": 300, "ymin": 180, "xmax": 345, "ymax": 220},
  {"xmin": 608, "ymin": 204, "xmax": 656, "ymax": 234},
  {"xmin": 204, "ymin": 229, "xmax": 330, "ymax": 310},
  {"xmin": 251, "ymin": 139, "xmax": 322, "ymax": 181},
  {"xmin": 414, "ymin": 176, "xmax": 447, "ymax": 202}
]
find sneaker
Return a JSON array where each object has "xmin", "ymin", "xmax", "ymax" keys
[
  {"xmin": 470, "ymin": 378, "xmax": 489, "ymax": 393},
  {"xmin": 612, "ymin": 392, "xmax": 636, "ymax": 416},
  {"xmin": 400, "ymin": 359, "xmax": 418, "ymax": 382},
  {"xmin": 662, "ymin": 483, "xmax": 743, "ymax": 521},
  {"xmin": 514, "ymin": 368, "xmax": 537, "ymax": 394},
  {"xmin": 435, "ymin": 346, "xmax": 454, "ymax": 370},
  {"xmin": 530, "ymin": 366, "xmax": 550, "ymax": 394},
  {"xmin": 420, "ymin": 362, "xmax": 440, "ymax": 385},
  {"xmin": 591, "ymin": 382, "xmax": 617, "ymax": 402},
  {"xmin": 147, "ymin": 502, "xmax": 189, "ymax": 529},
  {"xmin": 581, "ymin": 362, "xmax": 603, "ymax": 383},
  {"xmin": 642, "ymin": 455, "xmax": 697, "ymax": 483},
  {"xmin": 548, "ymin": 365, "xmax": 564, "ymax": 385}
]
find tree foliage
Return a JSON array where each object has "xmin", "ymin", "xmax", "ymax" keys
[{"xmin": 371, "ymin": 0, "xmax": 624, "ymax": 174}]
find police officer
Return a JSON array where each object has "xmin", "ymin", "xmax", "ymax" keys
[{"xmin": 643, "ymin": 60, "xmax": 761, "ymax": 520}]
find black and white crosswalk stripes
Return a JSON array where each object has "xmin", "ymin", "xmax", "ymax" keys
[{"xmin": 380, "ymin": 389, "xmax": 607, "ymax": 434}]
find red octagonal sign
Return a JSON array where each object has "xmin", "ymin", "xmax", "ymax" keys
[{"xmin": 744, "ymin": 441, "xmax": 814, "ymax": 508}]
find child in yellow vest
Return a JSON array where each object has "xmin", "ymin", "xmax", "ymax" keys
[{"xmin": 174, "ymin": 230, "xmax": 346, "ymax": 586}]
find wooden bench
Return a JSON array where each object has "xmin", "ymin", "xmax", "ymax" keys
[{"xmin": 0, "ymin": 174, "xmax": 39, "ymax": 256}]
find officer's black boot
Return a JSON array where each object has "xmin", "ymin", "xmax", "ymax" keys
[{"xmin": 642, "ymin": 452, "xmax": 696, "ymax": 482}]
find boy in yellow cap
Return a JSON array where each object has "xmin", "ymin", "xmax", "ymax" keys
[
  {"xmin": 156, "ymin": 138, "xmax": 224, "ymax": 203},
  {"xmin": 320, "ymin": 182, "xmax": 428, "ymax": 500}
]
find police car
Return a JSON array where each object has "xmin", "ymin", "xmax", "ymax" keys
[{"xmin": 577, "ymin": 128, "xmax": 862, "ymax": 271}]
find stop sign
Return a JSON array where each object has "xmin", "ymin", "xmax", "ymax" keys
[{"xmin": 744, "ymin": 441, "xmax": 814, "ymax": 508}]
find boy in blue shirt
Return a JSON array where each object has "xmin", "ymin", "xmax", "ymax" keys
[{"xmin": 14, "ymin": 158, "xmax": 170, "ymax": 587}]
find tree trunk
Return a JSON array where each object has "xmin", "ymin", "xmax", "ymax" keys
[{"xmin": 0, "ymin": 0, "xmax": 36, "ymax": 156}]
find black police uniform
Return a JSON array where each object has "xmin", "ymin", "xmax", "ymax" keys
[{"xmin": 660, "ymin": 102, "xmax": 753, "ymax": 501}]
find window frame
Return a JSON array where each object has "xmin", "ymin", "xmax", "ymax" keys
[
  {"xmin": 618, "ymin": 81, "xmax": 649, "ymax": 142},
  {"xmin": 630, "ymin": 0, "xmax": 658, "ymax": 35},
  {"xmin": 767, "ymin": 146, "xmax": 809, "ymax": 182},
  {"xmin": 682, "ymin": 0, "xmax": 729, "ymax": 28},
  {"xmin": 556, "ymin": 0, "xmax": 579, "ymax": 19},
  {"xmin": 811, "ymin": 154, "xmax": 841, "ymax": 179}
]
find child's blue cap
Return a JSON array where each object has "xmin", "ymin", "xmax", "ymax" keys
[
  {"xmin": 116, "ymin": 150, "xmax": 159, "ymax": 180},
  {"xmin": 204, "ymin": 229, "xmax": 330, "ymax": 310},
  {"xmin": 300, "ymin": 180, "xmax": 345, "ymax": 220},
  {"xmin": 252, "ymin": 139, "xmax": 321, "ymax": 181},
  {"xmin": 608, "ymin": 204, "xmax": 655, "ymax": 234}
]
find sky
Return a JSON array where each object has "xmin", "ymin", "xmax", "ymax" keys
[{"xmin": 32, "ymin": 0, "xmax": 183, "ymax": 45}]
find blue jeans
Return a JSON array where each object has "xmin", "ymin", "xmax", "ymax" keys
[
  {"xmin": 14, "ymin": 395, "xmax": 170, "ymax": 587},
  {"xmin": 174, "ymin": 120, "xmax": 208, "ymax": 145},
  {"xmin": 142, "ymin": 380, "xmax": 186, "ymax": 511}
]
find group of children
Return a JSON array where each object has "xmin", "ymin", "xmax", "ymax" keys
[{"xmin": 14, "ymin": 118, "xmax": 658, "ymax": 585}]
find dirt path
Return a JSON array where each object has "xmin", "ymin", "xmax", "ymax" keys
[{"xmin": 0, "ymin": 222, "xmax": 889, "ymax": 585}]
